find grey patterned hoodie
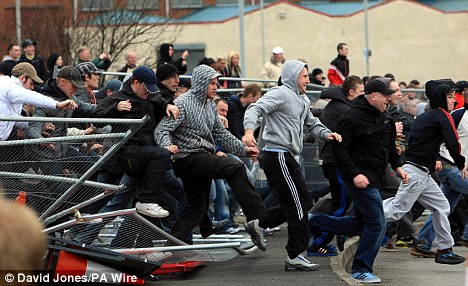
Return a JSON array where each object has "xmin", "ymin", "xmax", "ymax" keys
[
  {"xmin": 244, "ymin": 60, "xmax": 331, "ymax": 156},
  {"xmin": 154, "ymin": 65, "xmax": 246, "ymax": 158}
]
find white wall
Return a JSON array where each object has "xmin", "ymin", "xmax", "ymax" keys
[{"xmin": 119, "ymin": 1, "xmax": 468, "ymax": 84}]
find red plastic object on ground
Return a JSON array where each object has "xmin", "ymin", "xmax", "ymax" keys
[
  {"xmin": 152, "ymin": 261, "xmax": 204, "ymax": 275},
  {"xmin": 15, "ymin": 191, "xmax": 26, "ymax": 206}
]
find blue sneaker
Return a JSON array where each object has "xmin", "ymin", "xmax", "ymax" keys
[
  {"xmin": 435, "ymin": 249, "xmax": 465, "ymax": 265},
  {"xmin": 307, "ymin": 244, "xmax": 338, "ymax": 257},
  {"xmin": 351, "ymin": 272, "xmax": 381, "ymax": 283}
]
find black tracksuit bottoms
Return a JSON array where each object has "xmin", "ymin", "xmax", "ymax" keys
[
  {"xmin": 259, "ymin": 151, "xmax": 312, "ymax": 259},
  {"xmin": 170, "ymin": 152, "xmax": 266, "ymax": 242}
]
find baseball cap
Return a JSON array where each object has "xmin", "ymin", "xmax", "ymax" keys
[
  {"xmin": 364, "ymin": 77, "xmax": 396, "ymax": 96},
  {"xmin": 21, "ymin": 39, "xmax": 37, "ymax": 48},
  {"xmin": 11, "ymin": 62, "xmax": 44, "ymax": 84},
  {"xmin": 132, "ymin": 66, "xmax": 158, "ymax": 94},
  {"xmin": 272, "ymin": 47, "xmax": 284, "ymax": 54},
  {"xmin": 56, "ymin": 66, "xmax": 85, "ymax": 88},
  {"xmin": 156, "ymin": 64, "xmax": 181, "ymax": 82},
  {"xmin": 76, "ymin": 62, "xmax": 102, "ymax": 77},
  {"xmin": 104, "ymin": 79, "xmax": 123, "ymax": 92}
]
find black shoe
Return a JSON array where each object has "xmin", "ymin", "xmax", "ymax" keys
[
  {"xmin": 435, "ymin": 249, "xmax": 465, "ymax": 265},
  {"xmin": 410, "ymin": 245, "xmax": 436, "ymax": 258},
  {"xmin": 244, "ymin": 219, "xmax": 266, "ymax": 251},
  {"xmin": 336, "ymin": 235, "xmax": 347, "ymax": 252}
]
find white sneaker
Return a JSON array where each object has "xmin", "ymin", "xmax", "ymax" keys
[
  {"xmin": 285, "ymin": 254, "xmax": 320, "ymax": 271},
  {"xmin": 135, "ymin": 202, "xmax": 169, "ymax": 218},
  {"xmin": 225, "ymin": 227, "xmax": 240, "ymax": 234}
]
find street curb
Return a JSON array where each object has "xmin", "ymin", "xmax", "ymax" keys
[
  {"xmin": 331, "ymin": 220, "xmax": 427, "ymax": 285},
  {"xmin": 330, "ymin": 237, "xmax": 361, "ymax": 286}
]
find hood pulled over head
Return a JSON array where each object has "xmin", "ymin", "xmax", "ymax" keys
[
  {"xmin": 425, "ymin": 80, "xmax": 452, "ymax": 111},
  {"xmin": 189, "ymin": 64, "xmax": 220, "ymax": 102},
  {"xmin": 278, "ymin": 60, "xmax": 307, "ymax": 94}
]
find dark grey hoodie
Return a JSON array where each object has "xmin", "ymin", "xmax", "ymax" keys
[{"xmin": 244, "ymin": 60, "xmax": 331, "ymax": 156}]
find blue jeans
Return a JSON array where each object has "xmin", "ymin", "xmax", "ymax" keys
[
  {"xmin": 309, "ymin": 182, "xmax": 385, "ymax": 274},
  {"xmin": 210, "ymin": 179, "xmax": 231, "ymax": 226},
  {"xmin": 416, "ymin": 165, "xmax": 468, "ymax": 250}
]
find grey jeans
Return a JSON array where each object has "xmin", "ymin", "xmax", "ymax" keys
[{"xmin": 383, "ymin": 164, "xmax": 453, "ymax": 250}]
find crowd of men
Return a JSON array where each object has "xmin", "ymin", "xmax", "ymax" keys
[{"xmin": 2, "ymin": 39, "xmax": 468, "ymax": 285}]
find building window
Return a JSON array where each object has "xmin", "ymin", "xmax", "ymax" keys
[
  {"xmin": 172, "ymin": 0, "xmax": 203, "ymax": 9},
  {"xmin": 127, "ymin": 0, "xmax": 159, "ymax": 10},
  {"xmin": 81, "ymin": 0, "xmax": 113, "ymax": 11}
]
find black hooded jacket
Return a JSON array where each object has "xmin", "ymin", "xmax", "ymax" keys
[
  {"xmin": 95, "ymin": 80, "xmax": 171, "ymax": 147},
  {"xmin": 333, "ymin": 95, "xmax": 401, "ymax": 188},
  {"xmin": 18, "ymin": 54, "xmax": 48, "ymax": 82},
  {"xmin": 404, "ymin": 80, "xmax": 465, "ymax": 171},
  {"xmin": 319, "ymin": 86, "xmax": 353, "ymax": 165},
  {"xmin": 157, "ymin": 44, "xmax": 187, "ymax": 74}
]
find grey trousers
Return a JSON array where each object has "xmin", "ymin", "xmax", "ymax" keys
[{"xmin": 383, "ymin": 164, "xmax": 453, "ymax": 250}]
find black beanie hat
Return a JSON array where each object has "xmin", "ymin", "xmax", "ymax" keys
[{"xmin": 156, "ymin": 64, "xmax": 180, "ymax": 81}]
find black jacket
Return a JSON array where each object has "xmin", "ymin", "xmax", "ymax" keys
[
  {"xmin": 319, "ymin": 86, "xmax": 353, "ymax": 165},
  {"xmin": 405, "ymin": 80, "xmax": 465, "ymax": 171},
  {"xmin": 226, "ymin": 93, "xmax": 245, "ymax": 140},
  {"xmin": 2, "ymin": 59, "xmax": 16, "ymax": 76},
  {"xmin": 18, "ymin": 54, "xmax": 48, "ymax": 82},
  {"xmin": 387, "ymin": 105, "xmax": 411, "ymax": 132},
  {"xmin": 333, "ymin": 95, "xmax": 401, "ymax": 188},
  {"xmin": 330, "ymin": 54, "xmax": 349, "ymax": 78},
  {"xmin": 95, "ymin": 80, "xmax": 171, "ymax": 147},
  {"xmin": 156, "ymin": 80, "xmax": 177, "ymax": 124},
  {"xmin": 157, "ymin": 43, "xmax": 187, "ymax": 74},
  {"xmin": 118, "ymin": 64, "xmax": 135, "ymax": 81}
]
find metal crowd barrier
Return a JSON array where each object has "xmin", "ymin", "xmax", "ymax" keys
[
  {"xmin": 98, "ymin": 70, "xmax": 426, "ymax": 104},
  {"xmin": 0, "ymin": 116, "xmax": 148, "ymax": 223},
  {"xmin": 0, "ymin": 115, "xmax": 259, "ymax": 267}
]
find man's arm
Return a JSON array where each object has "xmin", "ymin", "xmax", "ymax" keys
[
  {"xmin": 93, "ymin": 95, "xmax": 122, "ymax": 118},
  {"xmin": 304, "ymin": 109, "xmax": 333, "ymax": 142},
  {"xmin": 441, "ymin": 113, "xmax": 465, "ymax": 170},
  {"xmin": 26, "ymin": 107, "xmax": 49, "ymax": 139},
  {"xmin": 72, "ymin": 95, "xmax": 97, "ymax": 117},
  {"xmin": 387, "ymin": 117, "xmax": 403, "ymax": 170},
  {"xmin": 243, "ymin": 91, "xmax": 283, "ymax": 132},
  {"xmin": 212, "ymin": 108, "xmax": 245, "ymax": 156},
  {"xmin": 154, "ymin": 105, "xmax": 185, "ymax": 148},
  {"xmin": 333, "ymin": 118, "xmax": 361, "ymax": 182},
  {"xmin": 6, "ymin": 82, "xmax": 57, "ymax": 109}
]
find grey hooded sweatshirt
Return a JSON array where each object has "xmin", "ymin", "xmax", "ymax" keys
[
  {"xmin": 244, "ymin": 60, "xmax": 331, "ymax": 156},
  {"xmin": 154, "ymin": 64, "xmax": 246, "ymax": 158}
]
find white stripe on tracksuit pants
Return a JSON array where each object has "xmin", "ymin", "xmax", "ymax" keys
[{"xmin": 260, "ymin": 151, "xmax": 311, "ymax": 259}]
